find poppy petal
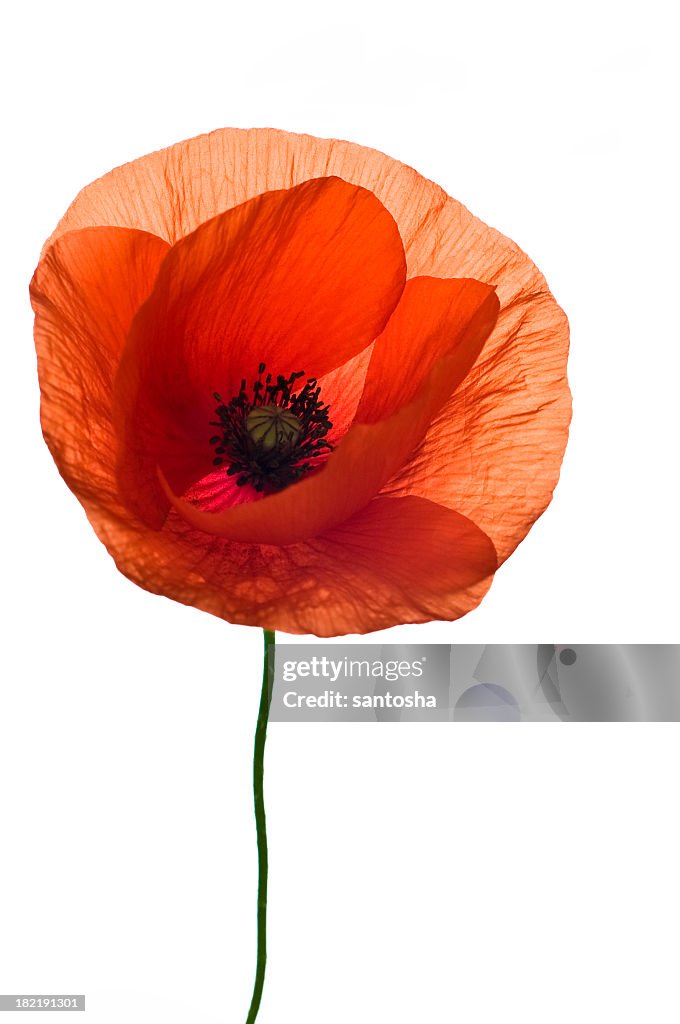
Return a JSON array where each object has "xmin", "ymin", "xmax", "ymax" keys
[
  {"xmin": 160, "ymin": 279, "xmax": 499, "ymax": 544},
  {"xmin": 290, "ymin": 496, "xmax": 498, "ymax": 636},
  {"xmin": 382, "ymin": 289, "xmax": 570, "ymax": 562},
  {"xmin": 43, "ymin": 128, "xmax": 439, "ymax": 248},
  {"xmin": 114, "ymin": 175, "xmax": 406, "ymax": 525},
  {"xmin": 30, "ymin": 227, "xmax": 170, "ymax": 516},
  {"xmin": 90, "ymin": 495, "xmax": 497, "ymax": 636},
  {"xmin": 356, "ymin": 276, "xmax": 499, "ymax": 422}
]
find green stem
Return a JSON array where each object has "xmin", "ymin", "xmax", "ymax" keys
[{"xmin": 245, "ymin": 629, "xmax": 274, "ymax": 1024}]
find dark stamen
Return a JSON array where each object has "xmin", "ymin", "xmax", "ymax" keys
[{"xmin": 209, "ymin": 364, "xmax": 334, "ymax": 493}]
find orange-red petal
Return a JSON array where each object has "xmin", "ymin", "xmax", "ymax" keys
[
  {"xmin": 30, "ymin": 227, "xmax": 170, "ymax": 517},
  {"xmin": 382, "ymin": 288, "xmax": 570, "ymax": 562},
  {"xmin": 113, "ymin": 175, "xmax": 406, "ymax": 525},
  {"xmin": 43, "ymin": 128, "xmax": 444, "ymax": 249},
  {"xmin": 95, "ymin": 495, "xmax": 497, "ymax": 635},
  {"xmin": 356, "ymin": 277, "xmax": 499, "ymax": 422},
  {"xmin": 161, "ymin": 278, "xmax": 499, "ymax": 544},
  {"xmin": 294, "ymin": 496, "xmax": 498, "ymax": 635}
]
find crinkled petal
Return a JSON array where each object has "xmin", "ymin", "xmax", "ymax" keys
[
  {"xmin": 382, "ymin": 290, "xmax": 571, "ymax": 561},
  {"xmin": 92, "ymin": 496, "xmax": 497, "ymax": 636},
  {"xmin": 114, "ymin": 175, "xmax": 406, "ymax": 525},
  {"xmin": 43, "ymin": 128, "xmax": 449, "ymax": 250},
  {"xmin": 30, "ymin": 227, "xmax": 170, "ymax": 517}
]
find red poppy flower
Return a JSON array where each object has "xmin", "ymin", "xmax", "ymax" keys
[{"xmin": 31, "ymin": 128, "xmax": 570, "ymax": 636}]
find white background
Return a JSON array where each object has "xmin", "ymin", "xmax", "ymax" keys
[{"xmin": 1, "ymin": 1, "xmax": 679, "ymax": 1022}]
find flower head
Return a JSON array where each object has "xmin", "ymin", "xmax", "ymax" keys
[{"xmin": 31, "ymin": 129, "xmax": 570, "ymax": 635}]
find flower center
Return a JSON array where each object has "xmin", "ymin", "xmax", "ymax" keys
[
  {"xmin": 210, "ymin": 363, "xmax": 333, "ymax": 492},
  {"xmin": 245, "ymin": 406, "xmax": 301, "ymax": 451}
]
